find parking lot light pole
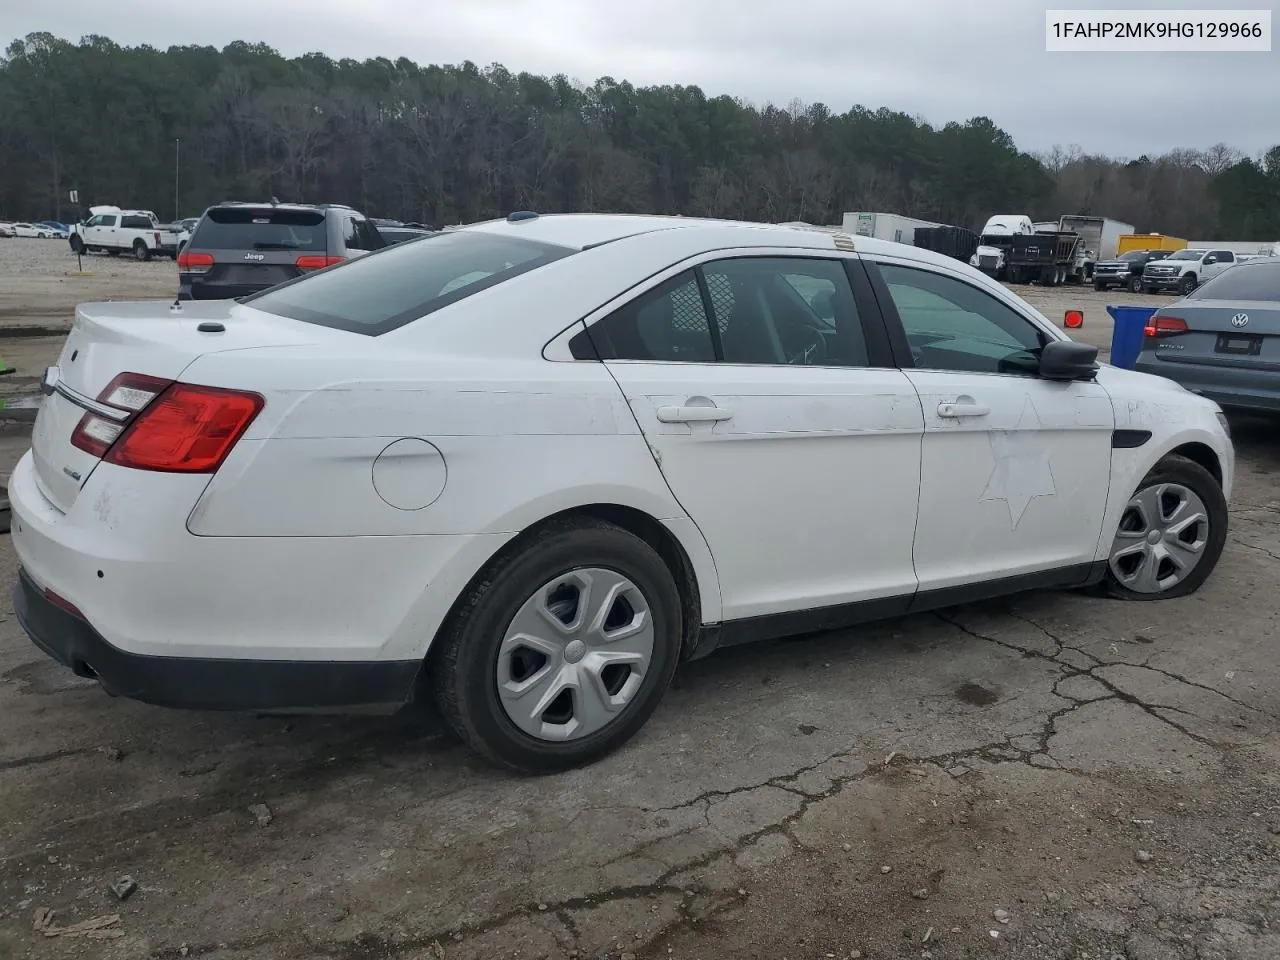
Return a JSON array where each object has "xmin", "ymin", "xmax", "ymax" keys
[{"xmin": 174, "ymin": 138, "xmax": 180, "ymax": 222}]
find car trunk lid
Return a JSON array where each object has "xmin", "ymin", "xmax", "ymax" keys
[
  {"xmin": 1146, "ymin": 299, "xmax": 1280, "ymax": 373},
  {"xmin": 30, "ymin": 300, "xmax": 324, "ymax": 513}
]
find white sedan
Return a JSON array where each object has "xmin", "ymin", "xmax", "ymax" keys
[
  {"xmin": 11, "ymin": 222, "xmax": 55, "ymax": 239},
  {"xmin": 9, "ymin": 214, "xmax": 1234, "ymax": 771}
]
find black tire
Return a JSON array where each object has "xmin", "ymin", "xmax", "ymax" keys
[
  {"xmin": 430, "ymin": 517, "xmax": 683, "ymax": 772},
  {"xmin": 132, "ymin": 240, "xmax": 151, "ymax": 262},
  {"xmin": 1103, "ymin": 455, "xmax": 1227, "ymax": 601},
  {"xmin": 1141, "ymin": 284, "xmax": 1154, "ymax": 295},
  {"xmin": 1128, "ymin": 275, "xmax": 1142, "ymax": 294},
  {"xmin": 1094, "ymin": 281, "xmax": 1106, "ymax": 292},
  {"xmin": 1179, "ymin": 273, "xmax": 1197, "ymax": 295}
]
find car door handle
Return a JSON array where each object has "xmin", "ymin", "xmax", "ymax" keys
[
  {"xmin": 937, "ymin": 401, "xmax": 990, "ymax": 418},
  {"xmin": 656, "ymin": 404, "xmax": 733, "ymax": 423}
]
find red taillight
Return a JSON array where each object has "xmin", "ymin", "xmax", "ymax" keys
[
  {"xmin": 70, "ymin": 373, "xmax": 173, "ymax": 457},
  {"xmin": 295, "ymin": 255, "xmax": 344, "ymax": 270},
  {"xmin": 69, "ymin": 372, "xmax": 263, "ymax": 472},
  {"xmin": 1144, "ymin": 315, "xmax": 1188, "ymax": 338},
  {"xmin": 178, "ymin": 251, "xmax": 214, "ymax": 274},
  {"xmin": 105, "ymin": 383, "xmax": 264, "ymax": 473}
]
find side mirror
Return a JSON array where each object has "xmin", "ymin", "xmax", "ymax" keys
[{"xmin": 1039, "ymin": 340, "xmax": 1099, "ymax": 382}]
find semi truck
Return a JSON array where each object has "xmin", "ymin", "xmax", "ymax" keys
[
  {"xmin": 969, "ymin": 215, "xmax": 1034, "ymax": 279},
  {"xmin": 841, "ymin": 212, "xmax": 944, "ymax": 246}
]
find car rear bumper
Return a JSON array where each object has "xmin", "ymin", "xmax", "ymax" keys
[
  {"xmin": 8, "ymin": 451, "xmax": 509, "ymax": 702},
  {"xmin": 1134, "ymin": 356, "xmax": 1280, "ymax": 413},
  {"xmin": 13, "ymin": 567, "xmax": 422, "ymax": 710}
]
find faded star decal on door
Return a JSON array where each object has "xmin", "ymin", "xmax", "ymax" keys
[{"xmin": 981, "ymin": 396, "xmax": 1057, "ymax": 527}]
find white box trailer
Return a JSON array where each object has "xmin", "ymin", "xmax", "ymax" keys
[
  {"xmin": 1058, "ymin": 215, "xmax": 1133, "ymax": 263},
  {"xmin": 842, "ymin": 212, "xmax": 943, "ymax": 246}
]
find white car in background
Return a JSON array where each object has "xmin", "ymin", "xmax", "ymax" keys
[
  {"xmin": 11, "ymin": 222, "xmax": 56, "ymax": 239},
  {"xmin": 10, "ymin": 213, "xmax": 1233, "ymax": 771}
]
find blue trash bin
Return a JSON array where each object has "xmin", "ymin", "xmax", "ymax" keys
[{"xmin": 1105, "ymin": 305, "xmax": 1157, "ymax": 369}]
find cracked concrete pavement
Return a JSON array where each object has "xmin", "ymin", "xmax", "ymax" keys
[
  {"xmin": 2, "ymin": 252, "xmax": 1280, "ymax": 958},
  {"xmin": 3, "ymin": 416, "xmax": 1279, "ymax": 960}
]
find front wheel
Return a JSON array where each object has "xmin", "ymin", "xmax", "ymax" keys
[
  {"xmin": 431, "ymin": 518, "xmax": 683, "ymax": 772},
  {"xmin": 1179, "ymin": 273, "xmax": 1197, "ymax": 295},
  {"xmin": 1104, "ymin": 456, "xmax": 1227, "ymax": 601},
  {"xmin": 1128, "ymin": 275, "xmax": 1142, "ymax": 294}
]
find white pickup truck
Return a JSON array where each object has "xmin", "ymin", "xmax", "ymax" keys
[
  {"xmin": 69, "ymin": 207, "xmax": 183, "ymax": 261},
  {"xmin": 1140, "ymin": 248, "xmax": 1239, "ymax": 295}
]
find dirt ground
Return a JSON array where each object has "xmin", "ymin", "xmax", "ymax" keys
[{"xmin": 3, "ymin": 239, "xmax": 1280, "ymax": 960}]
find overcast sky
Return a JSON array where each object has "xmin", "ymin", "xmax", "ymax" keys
[{"xmin": 4, "ymin": 0, "xmax": 1276, "ymax": 158}]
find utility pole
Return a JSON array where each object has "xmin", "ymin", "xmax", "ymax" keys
[{"xmin": 174, "ymin": 138, "xmax": 181, "ymax": 221}]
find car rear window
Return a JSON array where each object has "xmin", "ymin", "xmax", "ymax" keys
[
  {"xmin": 193, "ymin": 208, "xmax": 328, "ymax": 252},
  {"xmin": 1188, "ymin": 262, "xmax": 1280, "ymax": 301},
  {"xmin": 242, "ymin": 230, "xmax": 573, "ymax": 335}
]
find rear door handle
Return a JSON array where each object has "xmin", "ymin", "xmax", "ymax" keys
[
  {"xmin": 937, "ymin": 401, "xmax": 990, "ymax": 418},
  {"xmin": 656, "ymin": 404, "xmax": 733, "ymax": 423}
]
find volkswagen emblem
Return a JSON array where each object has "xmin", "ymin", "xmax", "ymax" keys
[{"xmin": 1231, "ymin": 313, "xmax": 1249, "ymax": 327}]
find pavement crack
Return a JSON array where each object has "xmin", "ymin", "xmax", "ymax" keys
[
  {"xmin": 1109, "ymin": 662, "xmax": 1275, "ymax": 719},
  {"xmin": 1232, "ymin": 537, "xmax": 1280, "ymax": 563},
  {"xmin": 1083, "ymin": 668, "xmax": 1219, "ymax": 746},
  {"xmin": 0, "ymin": 747, "xmax": 94, "ymax": 772}
]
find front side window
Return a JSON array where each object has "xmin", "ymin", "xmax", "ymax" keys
[
  {"xmin": 876, "ymin": 263, "xmax": 1048, "ymax": 376},
  {"xmin": 245, "ymin": 230, "xmax": 572, "ymax": 336}
]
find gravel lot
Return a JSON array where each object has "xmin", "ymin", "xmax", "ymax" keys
[{"xmin": 3, "ymin": 238, "xmax": 1280, "ymax": 960}]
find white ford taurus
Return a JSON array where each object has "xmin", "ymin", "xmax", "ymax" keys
[{"xmin": 10, "ymin": 213, "xmax": 1234, "ymax": 771}]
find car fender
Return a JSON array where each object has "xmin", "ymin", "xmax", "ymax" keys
[{"xmin": 1091, "ymin": 389, "xmax": 1232, "ymax": 563}]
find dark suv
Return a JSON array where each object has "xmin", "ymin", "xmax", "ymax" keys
[
  {"xmin": 1092, "ymin": 249, "xmax": 1173, "ymax": 293},
  {"xmin": 177, "ymin": 202, "xmax": 386, "ymax": 300}
]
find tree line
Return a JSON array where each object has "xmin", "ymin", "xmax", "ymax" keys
[{"xmin": 1, "ymin": 32, "xmax": 1278, "ymax": 240}]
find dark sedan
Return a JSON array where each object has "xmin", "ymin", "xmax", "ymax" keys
[{"xmin": 1134, "ymin": 258, "xmax": 1280, "ymax": 413}]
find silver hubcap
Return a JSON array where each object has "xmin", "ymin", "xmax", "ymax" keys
[
  {"xmin": 496, "ymin": 568, "xmax": 654, "ymax": 742},
  {"xmin": 1108, "ymin": 482, "xmax": 1209, "ymax": 594}
]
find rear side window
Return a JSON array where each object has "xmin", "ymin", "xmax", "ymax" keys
[
  {"xmin": 244, "ymin": 230, "xmax": 573, "ymax": 335},
  {"xmin": 193, "ymin": 208, "xmax": 328, "ymax": 252},
  {"xmin": 121, "ymin": 215, "xmax": 152, "ymax": 229},
  {"xmin": 1188, "ymin": 262, "xmax": 1280, "ymax": 301}
]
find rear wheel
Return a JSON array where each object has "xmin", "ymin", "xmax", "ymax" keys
[
  {"xmin": 132, "ymin": 240, "xmax": 151, "ymax": 262},
  {"xmin": 1104, "ymin": 456, "xmax": 1227, "ymax": 601},
  {"xmin": 1179, "ymin": 273, "xmax": 1197, "ymax": 295},
  {"xmin": 431, "ymin": 518, "xmax": 683, "ymax": 772}
]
